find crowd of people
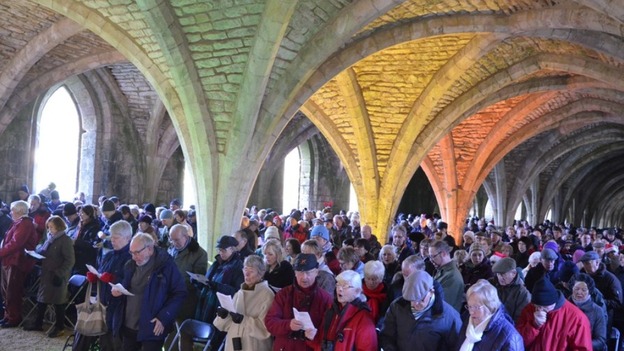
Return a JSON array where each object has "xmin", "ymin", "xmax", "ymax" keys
[{"xmin": 0, "ymin": 185, "xmax": 622, "ymax": 350}]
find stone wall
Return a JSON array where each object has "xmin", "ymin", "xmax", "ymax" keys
[{"xmin": 0, "ymin": 102, "xmax": 35, "ymax": 203}]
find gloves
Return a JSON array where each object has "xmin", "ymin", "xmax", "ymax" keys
[
  {"xmin": 86, "ymin": 272, "xmax": 98, "ymax": 284},
  {"xmin": 216, "ymin": 306, "xmax": 229, "ymax": 319},
  {"xmin": 52, "ymin": 275, "xmax": 63, "ymax": 287},
  {"xmin": 230, "ymin": 312, "xmax": 243, "ymax": 324},
  {"xmin": 100, "ymin": 272, "xmax": 115, "ymax": 284}
]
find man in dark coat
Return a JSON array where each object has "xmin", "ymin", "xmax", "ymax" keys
[
  {"xmin": 110, "ymin": 233, "xmax": 187, "ymax": 350},
  {"xmin": 0, "ymin": 200, "xmax": 39, "ymax": 327},
  {"xmin": 167, "ymin": 224, "xmax": 208, "ymax": 321},
  {"xmin": 580, "ymin": 250, "xmax": 623, "ymax": 329},
  {"xmin": 380, "ymin": 271, "xmax": 461, "ymax": 351}
]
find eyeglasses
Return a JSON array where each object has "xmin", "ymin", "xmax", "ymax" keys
[
  {"xmin": 130, "ymin": 246, "xmax": 148, "ymax": 256},
  {"xmin": 465, "ymin": 305, "xmax": 485, "ymax": 312},
  {"xmin": 411, "ymin": 291, "xmax": 432, "ymax": 304},
  {"xmin": 430, "ymin": 251, "xmax": 442, "ymax": 260}
]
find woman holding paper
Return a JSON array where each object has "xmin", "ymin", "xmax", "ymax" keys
[
  {"xmin": 23, "ymin": 216, "xmax": 75, "ymax": 338},
  {"xmin": 305, "ymin": 270, "xmax": 378, "ymax": 351},
  {"xmin": 214, "ymin": 255, "xmax": 275, "ymax": 351}
]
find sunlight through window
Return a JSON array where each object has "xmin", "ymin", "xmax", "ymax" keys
[
  {"xmin": 349, "ymin": 183, "xmax": 358, "ymax": 212},
  {"xmin": 183, "ymin": 162, "xmax": 196, "ymax": 209},
  {"xmin": 34, "ymin": 87, "xmax": 79, "ymax": 201},
  {"xmin": 283, "ymin": 148, "xmax": 300, "ymax": 214}
]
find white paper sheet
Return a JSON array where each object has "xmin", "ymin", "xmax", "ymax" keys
[
  {"xmin": 186, "ymin": 271, "xmax": 209, "ymax": 285},
  {"xmin": 109, "ymin": 283, "xmax": 135, "ymax": 296},
  {"xmin": 86, "ymin": 264, "xmax": 101, "ymax": 278},
  {"xmin": 217, "ymin": 292, "xmax": 235, "ymax": 312},
  {"xmin": 25, "ymin": 249, "xmax": 45, "ymax": 260},
  {"xmin": 293, "ymin": 308, "xmax": 315, "ymax": 330}
]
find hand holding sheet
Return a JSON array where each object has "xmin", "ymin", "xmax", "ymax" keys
[
  {"xmin": 293, "ymin": 308, "xmax": 315, "ymax": 330},
  {"xmin": 25, "ymin": 249, "xmax": 45, "ymax": 260},
  {"xmin": 109, "ymin": 283, "xmax": 134, "ymax": 296},
  {"xmin": 217, "ymin": 292, "xmax": 235, "ymax": 312}
]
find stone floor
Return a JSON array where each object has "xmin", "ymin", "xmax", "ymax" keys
[{"xmin": 0, "ymin": 324, "xmax": 68, "ymax": 351}]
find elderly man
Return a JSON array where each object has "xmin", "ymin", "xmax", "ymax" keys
[
  {"xmin": 429, "ymin": 240, "xmax": 465, "ymax": 312},
  {"xmin": 361, "ymin": 224, "xmax": 382, "ymax": 258},
  {"xmin": 74, "ymin": 220, "xmax": 133, "ymax": 351},
  {"xmin": 381, "ymin": 271, "xmax": 461, "ymax": 351},
  {"xmin": 111, "ymin": 233, "xmax": 186, "ymax": 351},
  {"xmin": 28, "ymin": 194, "xmax": 50, "ymax": 239},
  {"xmin": 0, "ymin": 201, "xmax": 39, "ymax": 327},
  {"xmin": 491, "ymin": 257, "xmax": 530, "ymax": 322},
  {"xmin": 580, "ymin": 250, "xmax": 623, "ymax": 329},
  {"xmin": 517, "ymin": 277, "xmax": 592, "ymax": 350},
  {"xmin": 167, "ymin": 224, "xmax": 208, "ymax": 321},
  {"xmin": 157, "ymin": 209, "xmax": 174, "ymax": 248},
  {"xmin": 265, "ymin": 254, "xmax": 333, "ymax": 351}
]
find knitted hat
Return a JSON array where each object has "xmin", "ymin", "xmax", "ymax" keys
[
  {"xmin": 492, "ymin": 257, "xmax": 516, "ymax": 273},
  {"xmin": 469, "ymin": 243, "xmax": 487, "ymax": 256},
  {"xmin": 463, "ymin": 231, "xmax": 475, "ymax": 241},
  {"xmin": 310, "ymin": 225, "xmax": 330, "ymax": 242},
  {"xmin": 572, "ymin": 249, "xmax": 586, "ymax": 264},
  {"xmin": 402, "ymin": 271, "xmax": 434, "ymax": 302},
  {"xmin": 543, "ymin": 241, "xmax": 559, "ymax": 252},
  {"xmin": 101, "ymin": 200, "xmax": 115, "ymax": 212},
  {"xmin": 265, "ymin": 226, "xmax": 280, "ymax": 240},
  {"xmin": 139, "ymin": 214, "xmax": 153, "ymax": 225},
  {"xmin": 143, "ymin": 203, "xmax": 156, "ymax": 215},
  {"xmin": 159, "ymin": 209, "xmax": 174, "ymax": 220},
  {"xmin": 62, "ymin": 203, "xmax": 77, "ymax": 216},
  {"xmin": 18, "ymin": 185, "xmax": 29, "ymax": 194},
  {"xmin": 215, "ymin": 235, "xmax": 238, "ymax": 249},
  {"xmin": 531, "ymin": 277, "xmax": 559, "ymax": 306}
]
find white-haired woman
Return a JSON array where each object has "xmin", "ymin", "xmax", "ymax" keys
[
  {"xmin": 306, "ymin": 270, "xmax": 378, "ymax": 351},
  {"xmin": 457, "ymin": 279, "xmax": 524, "ymax": 351},
  {"xmin": 379, "ymin": 245, "xmax": 399, "ymax": 287},
  {"xmin": 362, "ymin": 260, "xmax": 387, "ymax": 324},
  {"xmin": 522, "ymin": 251, "xmax": 542, "ymax": 278},
  {"xmin": 214, "ymin": 255, "xmax": 275, "ymax": 351}
]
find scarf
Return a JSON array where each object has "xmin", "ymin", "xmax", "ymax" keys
[
  {"xmin": 572, "ymin": 294, "xmax": 591, "ymax": 305},
  {"xmin": 39, "ymin": 230, "xmax": 66, "ymax": 254},
  {"xmin": 363, "ymin": 282, "xmax": 387, "ymax": 321},
  {"xmin": 459, "ymin": 313, "xmax": 493, "ymax": 351},
  {"xmin": 411, "ymin": 294, "xmax": 435, "ymax": 320}
]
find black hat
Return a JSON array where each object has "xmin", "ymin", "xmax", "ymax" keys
[
  {"xmin": 293, "ymin": 253, "xmax": 318, "ymax": 271},
  {"xmin": 216, "ymin": 235, "xmax": 238, "ymax": 249},
  {"xmin": 531, "ymin": 277, "xmax": 559, "ymax": 306},
  {"xmin": 290, "ymin": 210, "xmax": 302, "ymax": 221},
  {"xmin": 143, "ymin": 203, "xmax": 156, "ymax": 215},
  {"xmin": 437, "ymin": 221, "xmax": 448, "ymax": 230},
  {"xmin": 63, "ymin": 203, "xmax": 77, "ymax": 216},
  {"xmin": 139, "ymin": 214, "xmax": 153, "ymax": 224},
  {"xmin": 18, "ymin": 185, "xmax": 29, "ymax": 194},
  {"xmin": 263, "ymin": 214, "xmax": 274, "ymax": 223},
  {"xmin": 101, "ymin": 199, "xmax": 115, "ymax": 212},
  {"xmin": 109, "ymin": 196, "xmax": 119, "ymax": 203}
]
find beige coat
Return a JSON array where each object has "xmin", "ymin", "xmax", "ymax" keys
[{"xmin": 213, "ymin": 280, "xmax": 275, "ymax": 351}]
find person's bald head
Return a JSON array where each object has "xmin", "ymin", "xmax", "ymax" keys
[{"xmin": 169, "ymin": 224, "xmax": 190, "ymax": 250}]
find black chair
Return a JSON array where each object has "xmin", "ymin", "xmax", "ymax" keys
[
  {"xmin": 167, "ymin": 319, "xmax": 214, "ymax": 351},
  {"xmin": 609, "ymin": 327, "xmax": 620, "ymax": 351}
]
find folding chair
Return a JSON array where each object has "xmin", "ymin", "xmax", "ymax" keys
[
  {"xmin": 609, "ymin": 327, "xmax": 620, "ymax": 351},
  {"xmin": 167, "ymin": 319, "xmax": 214, "ymax": 351},
  {"xmin": 19, "ymin": 270, "xmax": 41, "ymax": 327}
]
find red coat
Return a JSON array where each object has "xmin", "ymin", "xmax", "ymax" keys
[
  {"xmin": 265, "ymin": 281, "xmax": 333, "ymax": 351},
  {"xmin": 0, "ymin": 216, "xmax": 38, "ymax": 271},
  {"xmin": 309, "ymin": 299, "xmax": 378, "ymax": 351},
  {"xmin": 517, "ymin": 296, "xmax": 593, "ymax": 351}
]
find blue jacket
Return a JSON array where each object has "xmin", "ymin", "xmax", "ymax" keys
[
  {"xmin": 380, "ymin": 284, "xmax": 462, "ymax": 351},
  {"xmin": 98, "ymin": 243, "xmax": 132, "ymax": 327},
  {"xmin": 195, "ymin": 252, "xmax": 244, "ymax": 322},
  {"xmin": 456, "ymin": 305, "xmax": 524, "ymax": 351},
  {"xmin": 111, "ymin": 247, "xmax": 187, "ymax": 341}
]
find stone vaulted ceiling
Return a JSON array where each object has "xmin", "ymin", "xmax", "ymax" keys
[{"xmin": 0, "ymin": 0, "xmax": 623, "ymax": 248}]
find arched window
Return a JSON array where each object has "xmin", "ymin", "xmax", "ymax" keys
[
  {"xmin": 33, "ymin": 87, "xmax": 80, "ymax": 201},
  {"xmin": 349, "ymin": 183, "xmax": 358, "ymax": 212},
  {"xmin": 183, "ymin": 162, "xmax": 197, "ymax": 209},
  {"xmin": 283, "ymin": 148, "xmax": 300, "ymax": 213}
]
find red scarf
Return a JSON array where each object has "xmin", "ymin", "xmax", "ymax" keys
[{"xmin": 363, "ymin": 282, "xmax": 387, "ymax": 322}]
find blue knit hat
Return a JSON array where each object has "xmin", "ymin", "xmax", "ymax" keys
[{"xmin": 531, "ymin": 277, "xmax": 558, "ymax": 306}]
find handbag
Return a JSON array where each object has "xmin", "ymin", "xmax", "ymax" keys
[{"xmin": 75, "ymin": 280, "xmax": 108, "ymax": 336}]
